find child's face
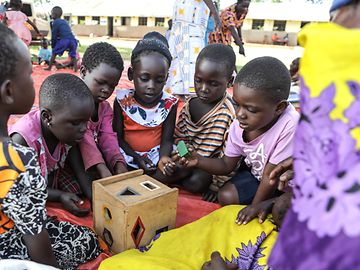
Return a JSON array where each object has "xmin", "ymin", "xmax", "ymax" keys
[
  {"xmin": 11, "ymin": 39, "xmax": 35, "ymax": 114},
  {"xmin": 194, "ymin": 59, "xmax": 231, "ymax": 104},
  {"xmin": 81, "ymin": 63, "xmax": 122, "ymax": 104},
  {"xmin": 131, "ymin": 53, "xmax": 169, "ymax": 106},
  {"xmin": 46, "ymin": 99, "xmax": 93, "ymax": 145},
  {"xmin": 41, "ymin": 42, "xmax": 48, "ymax": 49},
  {"xmin": 233, "ymin": 84, "xmax": 283, "ymax": 133}
]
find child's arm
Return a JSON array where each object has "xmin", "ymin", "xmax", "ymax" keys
[
  {"xmin": 23, "ymin": 230, "xmax": 59, "ymax": 267},
  {"xmin": 251, "ymin": 162, "xmax": 278, "ymax": 205},
  {"xmin": 158, "ymin": 103, "xmax": 177, "ymax": 164},
  {"xmin": 97, "ymin": 103, "xmax": 127, "ymax": 175},
  {"xmin": 179, "ymin": 146, "xmax": 241, "ymax": 176},
  {"xmin": 67, "ymin": 145, "xmax": 92, "ymax": 201},
  {"xmin": 79, "ymin": 126, "xmax": 112, "ymax": 179},
  {"xmin": 203, "ymin": 0, "xmax": 221, "ymax": 29},
  {"xmin": 113, "ymin": 100, "xmax": 155, "ymax": 173}
]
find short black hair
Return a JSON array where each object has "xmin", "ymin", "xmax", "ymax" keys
[
  {"xmin": 0, "ymin": 24, "xmax": 20, "ymax": 86},
  {"xmin": 234, "ymin": 56, "xmax": 291, "ymax": 103},
  {"xmin": 196, "ymin": 44, "xmax": 236, "ymax": 78},
  {"xmin": 9, "ymin": 0, "xmax": 22, "ymax": 9},
  {"xmin": 131, "ymin": 38, "xmax": 172, "ymax": 66},
  {"xmin": 39, "ymin": 73, "xmax": 93, "ymax": 111},
  {"xmin": 52, "ymin": 6, "xmax": 63, "ymax": 17},
  {"xmin": 82, "ymin": 42, "xmax": 124, "ymax": 73},
  {"xmin": 143, "ymin": 31, "xmax": 169, "ymax": 48}
]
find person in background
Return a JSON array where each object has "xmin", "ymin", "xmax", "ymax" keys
[
  {"xmin": 3, "ymin": 0, "xmax": 41, "ymax": 46},
  {"xmin": 165, "ymin": 0, "xmax": 221, "ymax": 97},
  {"xmin": 45, "ymin": 6, "xmax": 78, "ymax": 71},
  {"xmin": 165, "ymin": 19, "xmax": 172, "ymax": 41},
  {"xmin": 209, "ymin": 0, "xmax": 250, "ymax": 56},
  {"xmin": 38, "ymin": 38, "xmax": 51, "ymax": 65}
]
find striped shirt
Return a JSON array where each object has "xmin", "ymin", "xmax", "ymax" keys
[
  {"xmin": 175, "ymin": 93, "xmax": 236, "ymax": 188},
  {"xmin": 175, "ymin": 93, "xmax": 235, "ymax": 158}
]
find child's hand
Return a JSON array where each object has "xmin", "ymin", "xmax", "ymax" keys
[
  {"xmin": 235, "ymin": 200, "xmax": 274, "ymax": 225},
  {"xmin": 114, "ymin": 162, "xmax": 128, "ymax": 175},
  {"xmin": 202, "ymin": 252, "xmax": 238, "ymax": 270},
  {"xmin": 97, "ymin": 163, "xmax": 112, "ymax": 179},
  {"xmin": 158, "ymin": 156, "xmax": 176, "ymax": 176},
  {"xmin": 60, "ymin": 192, "xmax": 90, "ymax": 217},
  {"xmin": 269, "ymin": 157, "xmax": 293, "ymax": 191},
  {"xmin": 136, "ymin": 155, "xmax": 157, "ymax": 174},
  {"xmin": 203, "ymin": 189, "xmax": 218, "ymax": 203},
  {"xmin": 174, "ymin": 145, "xmax": 199, "ymax": 168}
]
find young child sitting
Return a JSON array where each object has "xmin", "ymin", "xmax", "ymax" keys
[
  {"xmin": 113, "ymin": 38, "xmax": 178, "ymax": 180},
  {"xmin": 10, "ymin": 73, "xmax": 95, "ymax": 217},
  {"xmin": 80, "ymin": 42, "xmax": 127, "ymax": 179},
  {"xmin": 45, "ymin": 6, "xmax": 78, "ymax": 71},
  {"xmin": 0, "ymin": 23, "xmax": 102, "ymax": 270},
  {"xmin": 38, "ymin": 38, "xmax": 52, "ymax": 65},
  {"xmin": 159, "ymin": 44, "xmax": 236, "ymax": 202},
  {"xmin": 175, "ymin": 56, "xmax": 299, "ymax": 207}
]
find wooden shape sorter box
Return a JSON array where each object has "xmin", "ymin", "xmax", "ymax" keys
[{"xmin": 93, "ymin": 170, "xmax": 178, "ymax": 254}]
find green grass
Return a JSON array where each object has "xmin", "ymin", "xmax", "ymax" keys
[{"xmin": 30, "ymin": 44, "xmax": 133, "ymax": 62}]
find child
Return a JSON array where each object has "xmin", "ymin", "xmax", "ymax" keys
[
  {"xmin": 0, "ymin": 23, "xmax": 101, "ymax": 270},
  {"xmin": 38, "ymin": 38, "xmax": 52, "ymax": 65},
  {"xmin": 10, "ymin": 73, "xmax": 95, "ymax": 217},
  {"xmin": 160, "ymin": 44, "xmax": 236, "ymax": 202},
  {"xmin": 45, "ymin": 6, "xmax": 78, "ymax": 71},
  {"xmin": 176, "ymin": 56, "xmax": 299, "ymax": 207},
  {"xmin": 3, "ymin": 0, "xmax": 41, "ymax": 46},
  {"xmin": 80, "ymin": 42, "xmax": 127, "ymax": 179},
  {"xmin": 113, "ymin": 38, "xmax": 178, "ymax": 180}
]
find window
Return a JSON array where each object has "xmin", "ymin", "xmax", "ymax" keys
[
  {"xmin": 138, "ymin": 17, "xmax": 148, "ymax": 26},
  {"xmin": 92, "ymin": 16, "xmax": 100, "ymax": 25},
  {"xmin": 121, "ymin": 17, "xmax": 131, "ymax": 26},
  {"xmin": 273, "ymin": 20, "xmax": 286, "ymax": 31},
  {"xmin": 155, "ymin": 17, "xmax": 165, "ymax": 27},
  {"xmin": 78, "ymin": 16, "xmax": 85, "ymax": 25},
  {"xmin": 252, "ymin": 19, "xmax": 264, "ymax": 30},
  {"xmin": 301, "ymin": 21, "xmax": 310, "ymax": 28},
  {"xmin": 21, "ymin": 4, "xmax": 32, "ymax": 17}
]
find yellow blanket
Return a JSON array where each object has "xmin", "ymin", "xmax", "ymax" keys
[{"xmin": 99, "ymin": 205, "xmax": 277, "ymax": 270}]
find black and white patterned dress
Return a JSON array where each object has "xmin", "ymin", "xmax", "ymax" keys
[{"xmin": 0, "ymin": 141, "xmax": 102, "ymax": 270}]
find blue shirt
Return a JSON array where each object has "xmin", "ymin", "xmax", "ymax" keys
[
  {"xmin": 51, "ymin": 18, "xmax": 75, "ymax": 47},
  {"xmin": 38, "ymin": 48, "xmax": 52, "ymax": 61}
]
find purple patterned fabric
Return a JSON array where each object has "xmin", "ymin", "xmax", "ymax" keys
[{"xmin": 268, "ymin": 79, "xmax": 360, "ymax": 269}]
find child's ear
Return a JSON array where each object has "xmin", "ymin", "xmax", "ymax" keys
[
  {"xmin": 79, "ymin": 65, "xmax": 86, "ymax": 79},
  {"xmin": 40, "ymin": 108, "xmax": 53, "ymax": 126},
  {"xmin": 0, "ymin": 79, "xmax": 14, "ymax": 105},
  {"xmin": 275, "ymin": 100, "xmax": 289, "ymax": 115},
  {"xmin": 127, "ymin": 67, "xmax": 134, "ymax": 81}
]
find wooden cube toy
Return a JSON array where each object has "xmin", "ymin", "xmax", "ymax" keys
[{"xmin": 93, "ymin": 170, "xmax": 178, "ymax": 254}]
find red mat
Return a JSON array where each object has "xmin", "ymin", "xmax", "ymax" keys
[{"xmin": 12, "ymin": 64, "xmax": 220, "ymax": 269}]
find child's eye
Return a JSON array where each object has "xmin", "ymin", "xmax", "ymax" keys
[
  {"xmin": 95, "ymin": 79, "xmax": 105, "ymax": 85},
  {"xmin": 140, "ymin": 76, "xmax": 149, "ymax": 82},
  {"xmin": 210, "ymin": 82, "xmax": 219, "ymax": 87},
  {"xmin": 194, "ymin": 78, "xmax": 201, "ymax": 84},
  {"xmin": 247, "ymin": 107, "xmax": 257, "ymax": 113}
]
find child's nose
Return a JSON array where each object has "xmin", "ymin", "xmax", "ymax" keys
[{"xmin": 237, "ymin": 107, "xmax": 247, "ymax": 119}]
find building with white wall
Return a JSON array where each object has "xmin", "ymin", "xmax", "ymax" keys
[{"xmin": 50, "ymin": 0, "xmax": 331, "ymax": 45}]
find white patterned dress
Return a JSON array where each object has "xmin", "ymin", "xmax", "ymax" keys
[{"xmin": 165, "ymin": 0, "xmax": 210, "ymax": 95}]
